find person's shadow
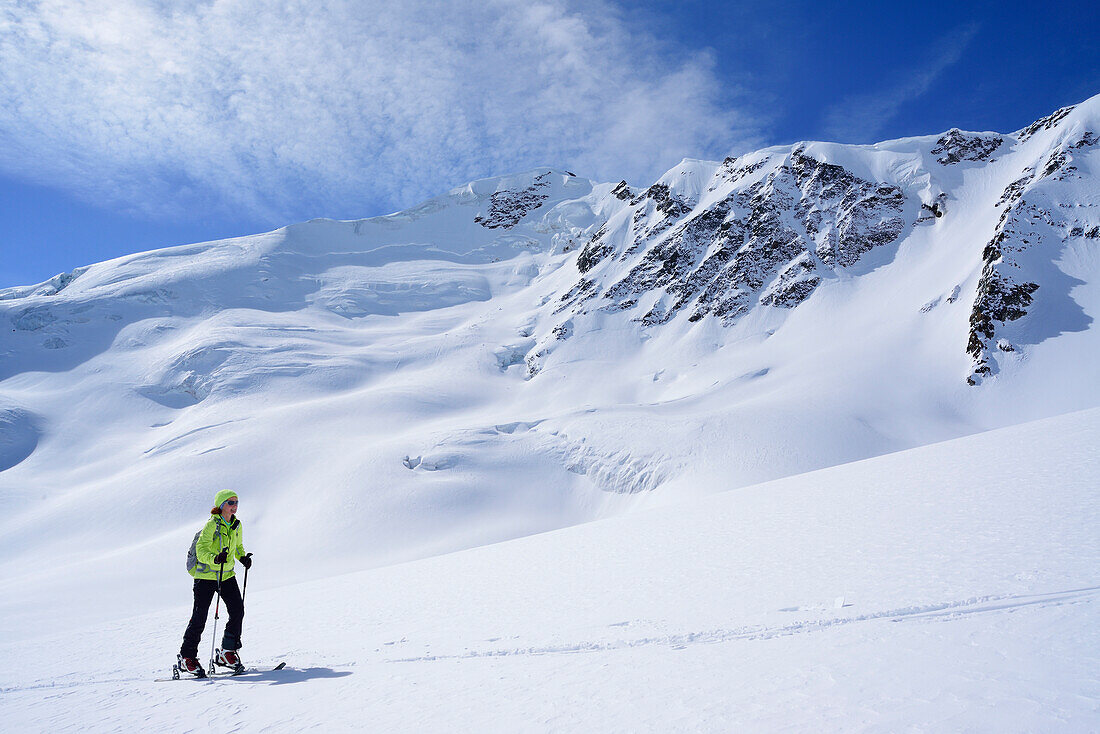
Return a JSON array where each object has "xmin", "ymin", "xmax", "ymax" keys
[{"xmin": 224, "ymin": 667, "xmax": 352, "ymax": 686}]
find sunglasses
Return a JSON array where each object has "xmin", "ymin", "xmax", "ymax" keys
[{"xmin": 225, "ymin": 500, "xmax": 238, "ymax": 506}]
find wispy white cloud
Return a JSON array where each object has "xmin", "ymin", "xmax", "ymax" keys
[
  {"xmin": 820, "ymin": 24, "xmax": 980, "ymax": 143},
  {"xmin": 0, "ymin": 0, "xmax": 762, "ymax": 222}
]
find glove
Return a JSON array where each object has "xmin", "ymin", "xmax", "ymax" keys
[
  {"xmin": 212, "ymin": 548, "xmax": 229, "ymax": 565},
  {"xmin": 240, "ymin": 553, "xmax": 253, "ymax": 569}
]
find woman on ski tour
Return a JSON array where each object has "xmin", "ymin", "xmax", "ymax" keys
[{"xmin": 177, "ymin": 489, "xmax": 252, "ymax": 677}]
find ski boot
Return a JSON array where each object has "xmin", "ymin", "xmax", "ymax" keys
[
  {"xmin": 213, "ymin": 648, "xmax": 246, "ymax": 675},
  {"xmin": 176, "ymin": 654, "xmax": 207, "ymax": 679}
]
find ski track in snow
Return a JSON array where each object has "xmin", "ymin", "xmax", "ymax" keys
[
  {"xmin": 4, "ymin": 585, "xmax": 1095, "ymax": 695},
  {"xmin": 2, "ymin": 589, "xmax": 1096, "ymax": 695},
  {"xmin": 390, "ymin": 587, "xmax": 1100, "ymax": 662}
]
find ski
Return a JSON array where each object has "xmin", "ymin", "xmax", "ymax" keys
[
  {"xmin": 216, "ymin": 661, "xmax": 287, "ymax": 676},
  {"xmin": 156, "ymin": 661, "xmax": 285, "ymax": 682}
]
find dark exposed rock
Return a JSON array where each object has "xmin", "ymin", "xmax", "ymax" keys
[
  {"xmin": 761, "ymin": 256, "xmax": 821, "ymax": 308},
  {"xmin": 630, "ymin": 183, "xmax": 691, "ymax": 218},
  {"xmin": 577, "ymin": 226, "xmax": 612, "ymax": 274},
  {"xmin": 523, "ymin": 319, "xmax": 574, "ymax": 378},
  {"xmin": 709, "ymin": 156, "xmax": 768, "ymax": 191},
  {"xmin": 997, "ymin": 169, "xmax": 1034, "ymax": 207},
  {"xmin": 1041, "ymin": 151, "xmax": 1068, "ymax": 179},
  {"xmin": 474, "ymin": 175, "xmax": 551, "ymax": 229},
  {"xmin": 791, "ymin": 149, "xmax": 905, "ymax": 268},
  {"xmin": 931, "ymin": 129, "xmax": 1003, "ymax": 165},
  {"xmin": 692, "ymin": 178, "xmax": 805, "ymax": 322},
  {"xmin": 969, "ymin": 272, "xmax": 1039, "ymax": 345},
  {"xmin": 1018, "ymin": 105, "xmax": 1076, "ymax": 142},
  {"xmin": 556, "ymin": 278, "xmax": 597, "ymax": 313},
  {"xmin": 627, "ymin": 183, "xmax": 693, "ymax": 242},
  {"xmin": 630, "ymin": 183, "xmax": 662, "ymax": 207},
  {"xmin": 729, "ymin": 159, "xmax": 767, "ymax": 180},
  {"xmin": 605, "ymin": 199, "xmax": 734, "ymax": 305},
  {"xmin": 567, "ymin": 148, "xmax": 908, "ymax": 328},
  {"xmin": 610, "ymin": 180, "xmax": 633, "ymax": 201},
  {"xmin": 545, "ymin": 105, "xmax": 1094, "ymax": 386},
  {"xmin": 639, "ymin": 299, "xmax": 672, "ymax": 326},
  {"xmin": 962, "ymin": 128, "xmax": 1097, "ymax": 382},
  {"xmin": 1072, "ymin": 131, "xmax": 1098, "ymax": 149},
  {"xmin": 766, "ymin": 277, "xmax": 821, "ymax": 308},
  {"xmin": 552, "ymin": 320, "xmax": 573, "ymax": 340},
  {"xmin": 600, "ymin": 298, "xmax": 636, "ymax": 313},
  {"xmin": 524, "ymin": 348, "xmax": 548, "ymax": 378},
  {"xmin": 967, "ymin": 274, "xmax": 1038, "ymax": 362},
  {"xmin": 967, "ymin": 194, "xmax": 1059, "ymax": 380}
]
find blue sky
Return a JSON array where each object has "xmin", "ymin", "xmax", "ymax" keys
[{"xmin": 1, "ymin": 0, "xmax": 1096, "ymax": 288}]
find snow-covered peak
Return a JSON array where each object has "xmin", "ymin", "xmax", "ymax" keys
[
  {"xmin": 1, "ymin": 99, "xmax": 1098, "ymax": 650},
  {"xmin": 652, "ymin": 158, "xmax": 721, "ymax": 204}
]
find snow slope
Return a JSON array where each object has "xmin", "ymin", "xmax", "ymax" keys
[
  {"xmin": 1, "ymin": 98, "xmax": 1100, "ymax": 645},
  {"xmin": 3, "ymin": 407, "xmax": 1098, "ymax": 732}
]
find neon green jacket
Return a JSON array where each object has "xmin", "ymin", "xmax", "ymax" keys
[{"xmin": 187, "ymin": 514, "xmax": 247, "ymax": 580}]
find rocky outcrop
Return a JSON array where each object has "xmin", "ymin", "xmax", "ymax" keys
[
  {"xmin": 931, "ymin": 129, "xmax": 1003, "ymax": 165},
  {"xmin": 540, "ymin": 100, "xmax": 1097, "ymax": 387},
  {"xmin": 577, "ymin": 226, "xmax": 612, "ymax": 274},
  {"xmin": 628, "ymin": 183, "xmax": 693, "ymax": 243},
  {"xmin": 563, "ymin": 148, "xmax": 908, "ymax": 327},
  {"xmin": 474, "ymin": 173, "xmax": 552, "ymax": 229},
  {"xmin": 1017, "ymin": 105, "xmax": 1076, "ymax": 142},
  {"xmin": 789, "ymin": 148, "xmax": 906, "ymax": 268},
  {"xmin": 610, "ymin": 180, "xmax": 633, "ymax": 201},
  {"xmin": 967, "ymin": 208, "xmax": 1040, "ymax": 383},
  {"xmin": 967, "ymin": 126, "xmax": 1097, "ymax": 383}
]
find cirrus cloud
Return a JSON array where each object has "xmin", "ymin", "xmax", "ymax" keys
[
  {"xmin": 819, "ymin": 24, "xmax": 980, "ymax": 144},
  {"xmin": 0, "ymin": 0, "xmax": 762, "ymax": 223}
]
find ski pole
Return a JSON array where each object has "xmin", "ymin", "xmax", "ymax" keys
[
  {"xmin": 209, "ymin": 556, "xmax": 225, "ymax": 675},
  {"xmin": 242, "ymin": 564, "xmax": 249, "ymax": 605}
]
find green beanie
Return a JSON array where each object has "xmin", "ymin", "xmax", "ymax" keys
[{"xmin": 214, "ymin": 489, "xmax": 238, "ymax": 509}]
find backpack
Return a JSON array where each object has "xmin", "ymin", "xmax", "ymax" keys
[
  {"xmin": 186, "ymin": 520, "xmax": 226, "ymax": 573},
  {"xmin": 186, "ymin": 530, "xmax": 202, "ymax": 573}
]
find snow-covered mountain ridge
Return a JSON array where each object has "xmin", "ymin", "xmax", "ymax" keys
[
  {"xmin": 1, "ymin": 96, "xmax": 1098, "ymax": 635},
  {"xmin": 555, "ymin": 100, "xmax": 1098, "ymax": 385}
]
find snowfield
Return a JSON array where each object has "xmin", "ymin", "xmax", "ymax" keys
[
  {"xmin": 2, "ymin": 407, "xmax": 1098, "ymax": 731},
  {"xmin": 2, "ymin": 98, "xmax": 1100, "ymax": 731}
]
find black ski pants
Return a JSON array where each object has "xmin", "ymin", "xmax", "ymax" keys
[{"xmin": 180, "ymin": 575, "xmax": 244, "ymax": 659}]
